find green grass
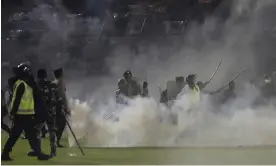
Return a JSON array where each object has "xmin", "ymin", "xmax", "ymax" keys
[{"xmin": 1, "ymin": 132, "xmax": 276, "ymax": 165}]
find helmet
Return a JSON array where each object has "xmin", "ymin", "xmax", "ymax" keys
[
  {"xmin": 14, "ymin": 62, "xmax": 32, "ymax": 78},
  {"xmin": 186, "ymin": 74, "xmax": 196, "ymax": 82},
  {"xmin": 37, "ymin": 69, "xmax": 47, "ymax": 79},
  {"xmin": 123, "ymin": 70, "xmax": 132, "ymax": 79}
]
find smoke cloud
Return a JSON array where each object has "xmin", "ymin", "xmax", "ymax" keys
[{"xmin": 2, "ymin": 0, "xmax": 276, "ymax": 147}]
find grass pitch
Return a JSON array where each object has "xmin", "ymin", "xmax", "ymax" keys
[{"xmin": 1, "ymin": 132, "xmax": 276, "ymax": 165}]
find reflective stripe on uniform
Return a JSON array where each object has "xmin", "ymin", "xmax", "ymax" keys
[
  {"xmin": 10, "ymin": 80, "xmax": 35, "ymax": 115},
  {"xmin": 191, "ymin": 85, "xmax": 200, "ymax": 104}
]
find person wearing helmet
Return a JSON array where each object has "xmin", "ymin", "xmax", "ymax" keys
[
  {"xmin": 177, "ymin": 74, "xmax": 200, "ymax": 106},
  {"xmin": 52, "ymin": 68, "xmax": 69, "ymax": 148},
  {"xmin": 28, "ymin": 69, "xmax": 58, "ymax": 158},
  {"xmin": 116, "ymin": 78, "xmax": 128, "ymax": 104},
  {"xmin": 122, "ymin": 70, "xmax": 142, "ymax": 98},
  {"xmin": 2, "ymin": 63, "xmax": 49, "ymax": 161}
]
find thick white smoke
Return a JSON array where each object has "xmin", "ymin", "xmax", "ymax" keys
[
  {"xmin": 66, "ymin": 0, "xmax": 276, "ymax": 148},
  {"xmin": 2, "ymin": 0, "xmax": 276, "ymax": 147}
]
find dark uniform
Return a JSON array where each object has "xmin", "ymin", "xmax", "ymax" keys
[
  {"xmin": 36, "ymin": 69, "xmax": 58, "ymax": 157},
  {"xmin": 116, "ymin": 70, "xmax": 143, "ymax": 104},
  {"xmin": 1, "ymin": 63, "xmax": 49, "ymax": 161},
  {"xmin": 52, "ymin": 68, "xmax": 69, "ymax": 148}
]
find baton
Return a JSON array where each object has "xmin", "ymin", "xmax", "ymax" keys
[
  {"xmin": 212, "ymin": 68, "xmax": 247, "ymax": 94},
  {"xmin": 63, "ymin": 112, "xmax": 85, "ymax": 156},
  {"xmin": 207, "ymin": 58, "xmax": 223, "ymax": 83}
]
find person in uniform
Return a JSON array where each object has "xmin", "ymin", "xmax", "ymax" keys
[
  {"xmin": 52, "ymin": 68, "xmax": 69, "ymax": 148},
  {"xmin": 1, "ymin": 63, "xmax": 49, "ymax": 161},
  {"xmin": 28, "ymin": 69, "xmax": 57, "ymax": 158},
  {"xmin": 123, "ymin": 70, "xmax": 142, "ymax": 98},
  {"xmin": 177, "ymin": 74, "xmax": 200, "ymax": 105}
]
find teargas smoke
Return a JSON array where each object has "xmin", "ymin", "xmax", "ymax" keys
[
  {"xmin": 2, "ymin": 0, "xmax": 276, "ymax": 147},
  {"xmin": 65, "ymin": 0, "xmax": 276, "ymax": 148}
]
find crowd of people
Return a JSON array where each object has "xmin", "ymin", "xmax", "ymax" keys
[
  {"xmin": 116, "ymin": 68, "xmax": 276, "ymax": 111},
  {"xmin": 1, "ymin": 62, "xmax": 70, "ymax": 161},
  {"xmin": 2, "ymin": 61, "xmax": 276, "ymax": 161}
]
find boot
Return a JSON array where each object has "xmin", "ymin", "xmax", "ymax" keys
[
  {"xmin": 37, "ymin": 152, "xmax": 50, "ymax": 160},
  {"xmin": 50, "ymin": 147, "xmax": 56, "ymax": 158},
  {"xmin": 1, "ymin": 152, "xmax": 13, "ymax": 161},
  {"xmin": 57, "ymin": 142, "xmax": 65, "ymax": 148},
  {"xmin": 27, "ymin": 150, "xmax": 37, "ymax": 157}
]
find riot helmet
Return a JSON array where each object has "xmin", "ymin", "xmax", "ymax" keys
[
  {"xmin": 123, "ymin": 70, "xmax": 132, "ymax": 81},
  {"xmin": 14, "ymin": 62, "xmax": 32, "ymax": 79},
  {"xmin": 186, "ymin": 74, "xmax": 196, "ymax": 86}
]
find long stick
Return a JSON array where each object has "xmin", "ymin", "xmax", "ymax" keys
[
  {"xmin": 207, "ymin": 58, "xmax": 223, "ymax": 83},
  {"xmin": 105, "ymin": 111, "xmax": 116, "ymax": 120},
  {"xmin": 212, "ymin": 68, "xmax": 247, "ymax": 94},
  {"xmin": 64, "ymin": 115, "xmax": 85, "ymax": 156}
]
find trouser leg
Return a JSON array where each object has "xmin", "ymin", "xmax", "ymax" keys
[
  {"xmin": 24, "ymin": 116, "xmax": 42, "ymax": 154},
  {"xmin": 56, "ymin": 114, "xmax": 66, "ymax": 145},
  {"xmin": 2, "ymin": 117, "xmax": 24, "ymax": 154},
  {"xmin": 47, "ymin": 115, "xmax": 57, "ymax": 155}
]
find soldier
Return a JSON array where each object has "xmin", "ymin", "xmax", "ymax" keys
[
  {"xmin": 52, "ymin": 68, "xmax": 69, "ymax": 148},
  {"xmin": 28, "ymin": 69, "xmax": 57, "ymax": 158},
  {"xmin": 123, "ymin": 70, "xmax": 142, "ymax": 98},
  {"xmin": 1, "ymin": 63, "xmax": 49, "ymax": 161}
]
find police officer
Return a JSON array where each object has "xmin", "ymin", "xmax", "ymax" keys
[
  {"xmin": 177, "ymin": 74, "xmax": 200, "ymax": 104},
  {"xmin": 52, "ymin": 68, "xmax": 69, "ymax": 148},
  {"xmin": 116, "ymin": 79, "xmax": 128, "ymax": 104},
  {"xmin": 29, "ymin": 69, "xmax": 57, "ymax": 157},
  {"xmin": 1, "ymin": 63, "xmax": 49, "ymax": 161},
  {"xmin": 123, "ymin": 70, "xmax": 142, "ymax": 98}
]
